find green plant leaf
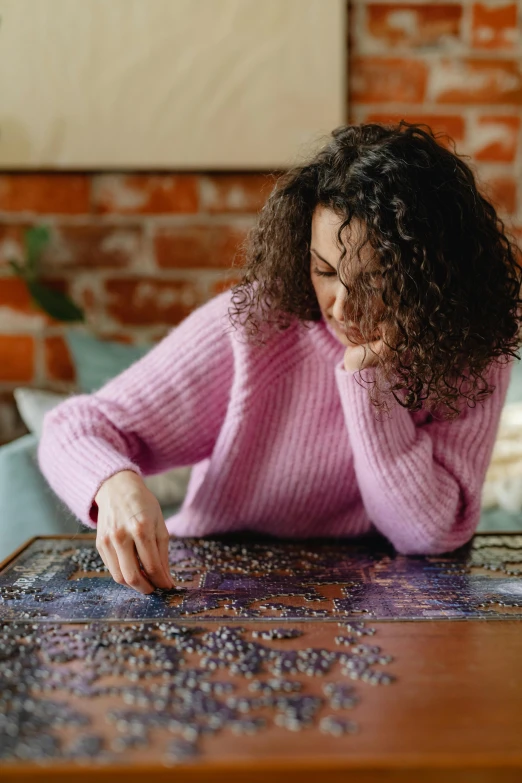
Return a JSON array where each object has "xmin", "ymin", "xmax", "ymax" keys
[
  {"xmin": 27, "ymin": 281, "xmax": 85, "ymax": 322},
  {"xmin": 24, "ymin": 225, "xmax": 51, "ymax": 275}
]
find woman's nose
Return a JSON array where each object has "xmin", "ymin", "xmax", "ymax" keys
[{"xmin": 332, "ymin": 284, "xmax": 348, "ymax": 323}]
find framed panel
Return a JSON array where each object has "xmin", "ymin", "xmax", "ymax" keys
[{"xmin": 0, "ymin": 0, "xmax": 346, "ymax": 169}]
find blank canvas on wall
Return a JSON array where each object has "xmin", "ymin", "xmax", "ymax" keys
[{"xmin": 0, "ymin": 0, "xmax": 346, "ymax": 169}]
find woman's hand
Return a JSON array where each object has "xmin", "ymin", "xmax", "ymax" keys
[
  {"xmin": 343, "ymin": 325, "xmax": 387, "ymax": 373},
  {"xmin": 94, "ymin": 470, "xmax": 175, "ymax": 594}
]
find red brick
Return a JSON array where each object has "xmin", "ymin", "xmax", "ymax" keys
[
  {"xmin": 432, "ymin": 58, "xmax": 522, "ymax": 104},
  {"xmin": 2, "ymin": 220, "xmax": 141, "ymax": 274},
  {"xmin": 0, "ymin": 277, "xmax": 33, "ymax": 312},
  {"xmin": 350, "ymin": 57, "xmax": 428, "ymax": 103},
  {"xmin": 480, "ymin": 174, "xmax": 517, "ymax": 215},
  {"xmin": 0, "ymin": 175, "xmax": 90, "ymax": 214},
  {"xmin": 472, "ymin": 3, "xmax": 518, "ymax": 50},
  {"xmin": 367, "ymin": 4, "xmax": 462, "ymax": 48},
  {"xmin": 200, "ymin": 175, "xmax": 275, "ymax": 213},
  {"xmin": 105, "ymin": 278, "xmax": 207, "ymax": 326},
  {"xmin": 44, "ymin": 335, "xmax": 75, "ymax": 382},
  {"xmin": 154, "ymin": 225, "xmax": 248, "ymax": 270},
  {"xmin": 93, "ymin": 175, "xmax": 199, "ymax": 215},
  {"xmin": 472, "ymin": 115, "xmax": 520, "ymax": 161},
  {"xmin": 364, "ymin": 112, "xmax": 465, "ymax": 143},
  {"xmin": 211, "ymin": 276, "xmax": 242, "ymax": 296},
  {"xmin": 0, "ymin": 335, "xmax": 34, "ymax": 381},
  {"xmin": 41, "ymin": 224, "xmax": 143, "ymax": 269}
]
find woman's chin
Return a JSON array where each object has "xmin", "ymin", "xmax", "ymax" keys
[{"xmin": 330, "ymin": 323, "xmax": 351, "ymax": 346}]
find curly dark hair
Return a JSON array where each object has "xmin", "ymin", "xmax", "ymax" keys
[{"xmin": 229, "ymin": 121, "xmax": 522, "ymax": 419}]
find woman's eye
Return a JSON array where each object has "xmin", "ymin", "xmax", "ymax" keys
[{"xmin": 313, "ymin": 266, "xmax": 336, "ymax": 278}]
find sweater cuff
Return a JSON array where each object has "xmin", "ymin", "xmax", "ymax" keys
[
  {"xmin": 37, "ymin": 434, "xmax": 143, "ymax": 530},
  {"xmin": 334, "ymin": 360, "xmax": 414, "ymax": 452}
]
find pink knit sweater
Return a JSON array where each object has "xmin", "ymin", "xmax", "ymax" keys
[{"xmin": 37, "ymin": 289, "xmax": 512, "ymax": 555}]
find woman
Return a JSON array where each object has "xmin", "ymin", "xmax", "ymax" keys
[{"xmin": 38, "ymin": 122, "xmax": 522, "ymax": 594}]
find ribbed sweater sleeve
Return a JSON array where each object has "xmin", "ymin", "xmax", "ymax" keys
[
  {"xmin": 334, "ymin": 358, "xmax": 513, "ymax": 555},
  {"xmin": 37, "ymin": 292, "xmax": 234, "ymax": 529}
]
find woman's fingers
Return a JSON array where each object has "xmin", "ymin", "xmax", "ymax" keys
[
  {"xmin": 95, "ymin": 541, "xmax": 109, "ymax": 572},
  {"xmin": 157, "ymin": 529, "xmax": 174, "ymax": 587},
  {"xmin": 113, "ymin": 534, "xmax": 155, "ymax": 594},
  {"xmin": 96, "ymin": 536, "xmax": 125, "ymax": 586},
  {"xmin": 133, "ymin": 527, "xmax": 173, "ymax": 590}
]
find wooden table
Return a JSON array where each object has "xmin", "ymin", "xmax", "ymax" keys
[{"xmin": 1, "ymin": 533, "xmax": 521, "ymax": 782}]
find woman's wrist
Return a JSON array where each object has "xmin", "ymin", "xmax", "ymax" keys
[{"xmin": 94, "ymin": 469, "xmax": 143, "ymax": 504}]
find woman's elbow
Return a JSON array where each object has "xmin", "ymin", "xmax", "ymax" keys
[{"xmin": 392, "ymin": 515, "xmax": 478, "ymax": 557}]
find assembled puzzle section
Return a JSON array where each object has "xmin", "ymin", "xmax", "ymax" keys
[{"xmin": 1, "ymin": 534, "xmax": 522, "ymax": 622}]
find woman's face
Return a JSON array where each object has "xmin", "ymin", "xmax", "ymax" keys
[{"xmin": 310, "ymin": 205, "xmax": 384, "ymax": 346}]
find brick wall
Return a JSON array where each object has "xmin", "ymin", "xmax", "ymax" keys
[
  {"xmin": 0, "ymin": 0, "xmax": 520, "ymax": 444},
  {"xmin": 348, "ymin": 0, "xmax": 521, "ymax": 226}
]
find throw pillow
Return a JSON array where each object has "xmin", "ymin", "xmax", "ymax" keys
[{"xmin": 65, "ymin": 330, "xmax": 153, "ymax": 393}]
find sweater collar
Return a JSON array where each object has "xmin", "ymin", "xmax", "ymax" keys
[{"xmin": 302, "ymin": 315, "xmax": 346, "ymax": 364}]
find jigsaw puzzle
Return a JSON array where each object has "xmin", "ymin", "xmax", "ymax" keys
[
  {"xmin": 1, "ymin": 533, "xmax": 522, "ymax": 622},
  {"xmin": 1, "ymin": 533, "xmax": 522, "ymax": 765}
]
